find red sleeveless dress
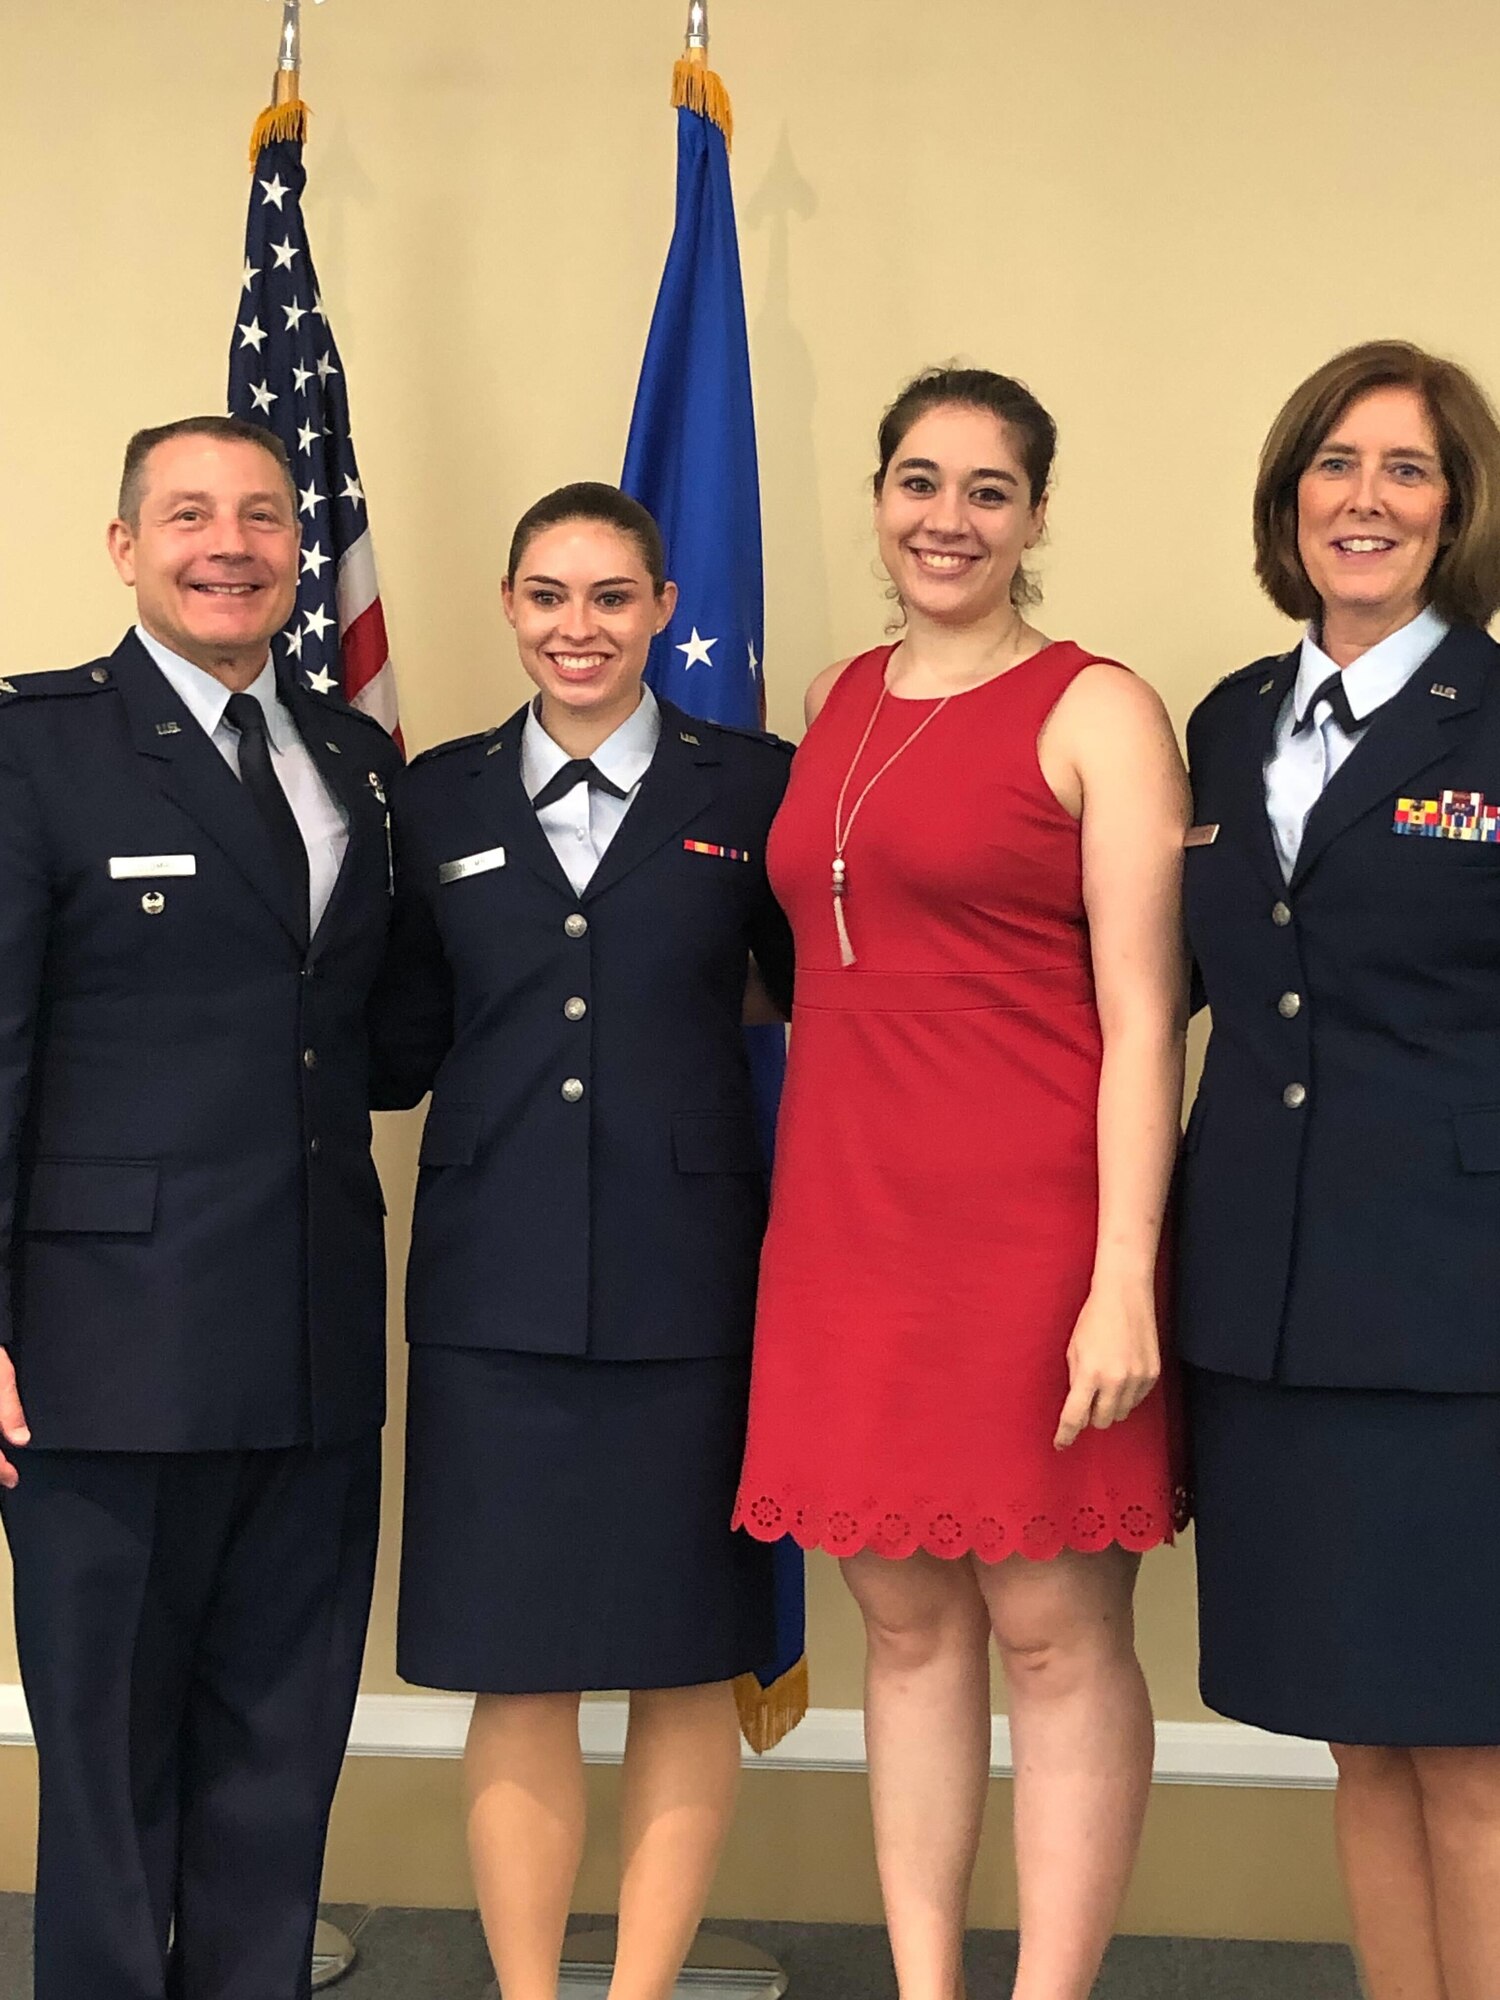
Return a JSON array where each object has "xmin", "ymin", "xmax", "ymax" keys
[{"xmin": 734, "ymin": 642, "xmax": 1186, "ymax": 1562}]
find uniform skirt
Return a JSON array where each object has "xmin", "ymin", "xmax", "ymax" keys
[
  {"xmin": 1189, "ymin": 1365, "xmax": 1500, "ymax": 1745},
  {"xmin": 397, "ymin": 1346, "xmax": 775, "ymax": 1694}
]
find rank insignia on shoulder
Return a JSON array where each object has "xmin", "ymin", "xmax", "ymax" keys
[
  {"xmin": 1259, "ymin": 679, "xmax": 1275, "ymax": 695},
  {"xmin": 679, "ymin": 731, "xmax": 701, "ymax": 745},
  {"xmin": 684, "ymin": 839, "xmax": 750, "ymax": 862},
  {"xmin": 1394, "ymin": 791, "xmax": 1500, "ymax": 841},
  {"xmin": 0, "ymin": 678, "xmax": 16, "ymax": 696}
]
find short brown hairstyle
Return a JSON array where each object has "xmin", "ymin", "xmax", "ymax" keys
[
  {"xmin": 117, "ymin": 416, "xmax": 296, "ymax": 529},
  {"xmin": 1254, "ymin": 340, "xmax": 1500, "ymax": 627}
]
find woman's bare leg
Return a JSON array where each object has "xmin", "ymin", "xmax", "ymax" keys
[
  {"xmin": 975, "ymin": 1546, "xmax": 1151, "ymax": 2000},
  {"xmin": 843, "ymin": 1548, "xmax": 993, "ymax": 2000}
]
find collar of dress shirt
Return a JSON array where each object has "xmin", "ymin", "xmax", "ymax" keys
[
  {"xmin": 134, "ymin": 625, "xmax": 292, "ymax": 750},
  {"xmin": 1293, "ymin": 603, "xmax": 1451, "ymax": 728},
  {"xmin": 520, "ymin": 683, "xmax": 662, "ymax": 801}
]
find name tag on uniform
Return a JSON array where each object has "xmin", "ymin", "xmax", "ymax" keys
[
  {"xmin": 1184, "ymin": 824, "xmax": 1219, "ymax": 848},
  {"xmin": 109, "ymin": 855, "xmax": 197, "ymax": 879},
  {"xmin": 438, "ymin": 847, "xmax": 507, "ymax": 884}
]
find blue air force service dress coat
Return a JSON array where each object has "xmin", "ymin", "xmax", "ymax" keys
[
  {"xmin": 0, "ymin": 631, "xmax": 401, "ymax": 2000},
  {"xmin": 373, "ymin": 695, "xmax": 794, "ymax": 1693},
  {"xmin": 1179, "ymin": 619, "xmax": 1500, "ymax": 1745}
]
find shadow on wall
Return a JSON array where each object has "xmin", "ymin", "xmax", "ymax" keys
[{"xmin": 745, "ymin": 126, "xmax": 831, "ymax": 718}]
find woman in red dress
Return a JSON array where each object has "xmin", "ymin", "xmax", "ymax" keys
[{"xmin": 734, "ymin": 368, "xmax": 1189, "ymax": 2000}]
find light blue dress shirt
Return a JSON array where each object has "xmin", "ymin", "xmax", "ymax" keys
[
  {"xmin": 1263, "ymin": 605, "xmax": 1450, "ymax": 880},
  {"xmin": 521, "ymin": 686, "xmax": 661, "ymax": 896},
  {"xmin": 134, "ymin": 625, "xmax": 349, "ymax": 932}
]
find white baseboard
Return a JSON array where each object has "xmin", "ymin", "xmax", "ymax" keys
[{"xmin": 0, "ymin": 1685, "xmax": 1335, "ymax": 1790}]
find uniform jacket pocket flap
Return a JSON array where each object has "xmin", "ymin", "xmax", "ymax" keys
[
  {"xmin": 672, "ymin": 1113, "xmax": 762, "ymax": 1174},
  {"xmin": 22, "ymin": 1158, "xmax": 159, "ymax": 1233},
  {"xmin": 1453, "ymin": 1107, "xmax": 1500, "ymax": 1172},
  {"xmin": 418, "ymin": 1106, "xmax": 480, "ymax": 1168}
]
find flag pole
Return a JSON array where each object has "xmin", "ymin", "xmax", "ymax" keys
[
  {"xmin": 672, "ymin": 0, "xmax": 733, "ymax": 146},
  {"xmin": 249, "ymin": 0, "xmax": 319, "ymax": 163}
]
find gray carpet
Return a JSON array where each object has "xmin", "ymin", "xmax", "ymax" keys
[{"xmin": 0, "ymin": 1897, "xmax": 1361, "ymax": 1998}]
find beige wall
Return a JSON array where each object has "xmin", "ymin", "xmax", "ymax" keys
[{"xmin": 5, "ymin": 0, "xmax": 1499, "ymax": 1938}]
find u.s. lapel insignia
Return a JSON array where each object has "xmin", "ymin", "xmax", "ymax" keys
[
  {"xmin": 325, "ymin": 740, "xmax": 343, "ymax": 754},
  {"xmin": 486, "ymin": 737, "xmax": 505, "ymax": 756},
  {"xmin": 1395, "ymin": 790, "xmax": 1500, "ymax": 841},
  {"xmin": 1430, "ymin": 683, "xmax": 1458, "ymax": 700},
  {"xmin": 680, "ymin": 730, "xmax": 701, "ymax": 745},
  {"xmin": 154, "ymin": 720, "xmax": 182, "ymax": 736},
  {"xmin": 1259, "ymin": 679, "xmax": 1275, "ymax": 695}
]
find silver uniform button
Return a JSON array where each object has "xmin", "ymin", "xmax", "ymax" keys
[
  {"xmin": 1283, "ymin": 1082, "xmax": 1307, "ymax": 1109},
  {"xmin": 1278, "ymin": 991, "xmax": 1301, "ymax": 1018},
  {"xmin": 141, "ymin": 891, "xmax": 165, "ymax": 916},
  {"xmin": 561, "ymin": 1077, "xmax": 585, "ymax": 1103},
  {"xmin": 564, "ymin": 914, "xmax": 588, "ymax": 938},
  {"xmin": 564, "ymin": 997, "xmax": 587, "ymax": 1021},
  {"xmin": 303, "ymin": 1047, "xmax": 318, "ymax": 1070},
  {"xmin": 1271, "ymin": 901, "xmax": 1292, "ymax": 927},
  {"xmin": 91, "ymin": 667, "xmax": 110, "ymax": 685}
]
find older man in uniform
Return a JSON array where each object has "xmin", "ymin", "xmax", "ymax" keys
[{"xmin": 0, "ymin": 415, "xmax": 402, "ymax": 1999}]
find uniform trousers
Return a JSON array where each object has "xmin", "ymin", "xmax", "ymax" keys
[{"xmin": 1, "ymin": 1437, "xmax": 380, "ymax": 2000}]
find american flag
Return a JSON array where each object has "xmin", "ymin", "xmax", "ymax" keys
[{"xmin": 227, "ymin": 134, "xmax": 399, "ymax": 738}]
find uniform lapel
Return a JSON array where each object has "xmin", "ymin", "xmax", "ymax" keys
[
  {"xmin": 467, "ymin": 705, "xmax": 578, "ymax": 898},
  {"xmin": 1221, "ymin": 650, "xmax": 1298, "ymax": 898},
  {"xmin": 582, "ymin": 702, "xmax": 720, "ymax": 905},
  {"xmin": 1290, "ymin": 625, "xmax": 1492, "ymax": 889},
  {"xmin": 282, "ymin": 676, "xmax": 387, "ymax": 951},
  {"xmin": 110, "ymin": 633, "xmax": 306, "ymax": 946}
]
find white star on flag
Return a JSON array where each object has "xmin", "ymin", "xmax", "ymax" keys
[
  {"xmin": 340, "ymin": 475, "xmax": 365, "ymax": 508},
  {"xmin": 299, "ymin": 483, "xmax": 324, "ymax": 518},
  {"xmin": 283, "ymin": 300, "xmax": 309, "ymax": 332},
  {"xmin": 271, "ymin": 238, "xmax": 300, "ymax": 271},
  {"xmin": 258, "ymin": 174, "xmax": 290, "ymax": 210},
  {"xmin": 303, "ymin": 604, "xmax": 334, "ymax": 642},
  {"xmin": 249, "ymin": 380, "xmax": 277, "ymax": 414},
  {"xmin": 291, "ymin": 363, "xmax": 313, "ymax": 394},
  {"xmin": 676, "ymin": 627, "xmax": 717, "ymax": 669},
  {"xmin": 241, "ymin": 259, "xmax": 260, "ymax": 293},
  {"xmin": 305, "ymin": 665, "xmax": 338, "ymax": 695},
  {"xmin": 301, "ymin": 541, "xmax": 331, "ymax": 579},
  {"xmin": 316, "ymin": 353, "xmax": 339, "ymax": 383},
  {"xmin": 237, "ymin": 317, "xmax": 268, "ymax": 353},
  {"xmin": 296, "ymin": 421, "xmax": 322, "ymax": 456},
  {"xmin": 312, "ymin": 294, "xmax": 328, "ymax": 323},
  {"xmin": 748, "ymin": 640, "xmax": 760, "ymax": 678},
  {"xmin": 283, "ymin": 626, "xmax": 304, "ymax": 659}
]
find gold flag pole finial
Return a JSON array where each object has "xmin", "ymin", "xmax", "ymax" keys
[
  {"xmin": 250, "ymin": 0, "xmax": 324, "ymax": 162},
  {"xmin": 672, "ymin": 0, "xmax": 733, "ymax": 145}
]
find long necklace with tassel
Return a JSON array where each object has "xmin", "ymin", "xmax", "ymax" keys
[{"xmin": 831, "ymin": 685, "xmax": 952, "ymax": 966}]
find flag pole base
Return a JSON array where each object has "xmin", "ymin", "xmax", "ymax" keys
[
  {"xmin": 482, "ymin": 1928, "xmax": 787, "ymax": 1999},
  {"xmin": 311, "ymin": 1920, "xmax": 358, "ymax": 1988}
]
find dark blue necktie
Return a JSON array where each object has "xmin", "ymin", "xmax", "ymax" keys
[{"xmin": 225, "ymin": 692, "xmax": 309, "ymax": 939}]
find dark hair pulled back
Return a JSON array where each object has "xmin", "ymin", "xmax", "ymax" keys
[
  {"xmin": 874, "ymin": 367, "xmax": 1057, "ymax": 611},
  {"xmin": 505, "ymin": 482, "xmax": 668, "ymax": 594}
]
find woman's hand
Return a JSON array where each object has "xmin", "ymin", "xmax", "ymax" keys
[{"xmin": 1054, "ymin": 1281, "xmax": 1161, "ymax": 1450}]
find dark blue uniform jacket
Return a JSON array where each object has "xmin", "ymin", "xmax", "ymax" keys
[
  {"xmin": 371, "ymin": 697, "xmax": 794, "ymax": 1363},
  {"xmin": 1179, "ymin": 621, "xmax": 1500, "ymax": 1392},
  {"xmin": 0, "ymin": 631, "xmax": 402, "ymax": 1449}
]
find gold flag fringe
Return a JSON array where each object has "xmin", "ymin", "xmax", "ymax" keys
[
  {"xmin": 248, "ymin": 96, "xmax": 311, "ymax": 168},
  {"xmin": 671, "ymin": 55, "xmax": 734, "ymax": 149},
  {"xmin": 734, "ymin": 1655, "xmax": 809, "ymax": 1754}
]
